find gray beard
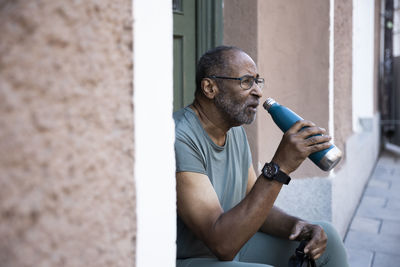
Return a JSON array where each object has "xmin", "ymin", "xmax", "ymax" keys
[{"xmin": 214, "ymin": 92, "xmax": 257, "ymax": 125}]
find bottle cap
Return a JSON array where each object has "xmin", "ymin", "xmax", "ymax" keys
[
  {"xmin": 263, "ymin": 98, "xmax": 277, "ymax": 111},
  {"xmin": 318, "ymin": 146, "xmax": 343, "ymax": 171}
]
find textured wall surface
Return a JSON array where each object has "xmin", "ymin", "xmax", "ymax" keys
[
  {"xmin": 223, "ymin": 0, "xmax": 258, "ymax": 61},
  {"xmin": 0, "ymin": 1, "xmax": 135, "ymax": 266},
  {"xmin": 334, "ymin": 0, "xmax": 353, "ymax": 166},
  {"xmin": 256, "ymin": 0, "xmax": 330, "ymax": 177},
  {"xmin": 223, "ymin": 0, "xmax": 259, "ymax": 170}
]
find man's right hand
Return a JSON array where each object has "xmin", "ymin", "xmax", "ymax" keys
[{"xmin": 271, "ymin": 120, "xmax": 332, "ymax": 175}]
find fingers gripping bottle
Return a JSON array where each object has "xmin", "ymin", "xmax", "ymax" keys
[{"xmin": 263, "ymin": 97, "xmax": 342, "ymax": 171}]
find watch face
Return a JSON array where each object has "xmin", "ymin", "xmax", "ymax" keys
[{"xmin": 263, "ymin": 163, "xmax": 278, "ymax": 178}]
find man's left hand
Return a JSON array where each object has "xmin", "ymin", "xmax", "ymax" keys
[{"xmin": 289, "ymin": 220, "xmax": 327, "ymax": 260}]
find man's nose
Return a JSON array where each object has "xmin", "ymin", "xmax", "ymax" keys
[{"xmin": 251, "ymin": 83, "xmax": 263, "ymax": 98}]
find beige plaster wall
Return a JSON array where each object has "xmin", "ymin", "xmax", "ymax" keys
[
  {"xmin": 256, "ymin": 1, "xmax": 330, "ymax": 177},
  {"xmin": 223, "ymin": 0, "xmax": 258, "ymax": 61},
  {"xmin": 333, "ymin": 0, "xmax": 353, "ymax": 167},
  {"xmin": 0, "ymin": 1, "xmax": 135, "ymax": 266},
  {"xmin": 223, "ymin": 0, "xmax": 259, "ymax": 169}
]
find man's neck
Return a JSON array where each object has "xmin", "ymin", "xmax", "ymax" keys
[{"xmin": 191, "ymin": 98, "xmax": 232, "ymax": 147}]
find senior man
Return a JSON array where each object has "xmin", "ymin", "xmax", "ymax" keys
[{"xmin": 174, "ymin": 46, "xmax": 349, "ymax": 267}]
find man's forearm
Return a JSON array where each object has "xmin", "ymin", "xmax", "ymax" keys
[
  {"xmin": 206, "ymin": 176, "xmax": 283, "ymax": 260},
  {"xmin": 260, "ymin": 205, "xmax": 302, "ymax": 239}
]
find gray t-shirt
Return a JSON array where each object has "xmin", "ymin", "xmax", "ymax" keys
[{"xmin": 174, "ymin": 106, "xmax": 252, "ymax": 259}]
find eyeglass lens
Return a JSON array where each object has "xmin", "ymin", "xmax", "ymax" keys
[{"xmin": 241, "ymin": 77, "xmax": 264, "ymax": 90}]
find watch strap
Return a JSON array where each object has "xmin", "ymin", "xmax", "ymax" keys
[
  {"xmin": 273, "ymin": 170, "xmax": 291, "ymax": 185},
  {"xmin": 262, "ymin": 162, "xmax": 291, "ymax": 185}
]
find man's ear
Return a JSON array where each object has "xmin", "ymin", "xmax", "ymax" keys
[{"xmin": 201, "ymin": 78, "xmax": 218, "ymax": 99}]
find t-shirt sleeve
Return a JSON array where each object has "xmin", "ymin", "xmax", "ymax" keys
[{"xmin": 175, "ymin": 133, "xmax": 207, "ymax": 175}]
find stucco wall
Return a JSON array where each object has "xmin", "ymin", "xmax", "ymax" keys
[
  {"xmin": 223, "ymin": 0, "xmax": 259, "ymax": 168},
  {"xmin": 272, "ymin": 0, "xmax": 381, "ymax": 238},
  {"xmin": 223, "ymin": 0, "xmax": 258, "ymax": 61},
  {"xmin": 223, "ymin": 0, "xmax": 381, "ymax": 238},
  {"xmin": 0, "ymin": 1, "xmax": 135, "ymax": 266},
  {"xmin": 256, "ymin": 0, "xmax": 330, "ymax": 178},
  {"xmin": 333, "ymin": 0, "xmax": 353, "ymax": 166}
]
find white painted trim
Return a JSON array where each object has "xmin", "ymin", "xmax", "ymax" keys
[
  {"xmin": 133, "ymin": 1, "xmax": 176, "ymax": 266},
  {"xmin": 352, "ymin": 0, "xmax": 375, "ymax": 132}
]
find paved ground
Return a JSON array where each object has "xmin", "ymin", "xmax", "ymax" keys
[{"xmin": 344, "ymin": 148, "xmax": 400, "ymax": 267}]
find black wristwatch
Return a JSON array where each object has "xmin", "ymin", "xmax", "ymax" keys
[{"xmin": 261, "ymin": 162, "xmax": 291, "ymax": 185}]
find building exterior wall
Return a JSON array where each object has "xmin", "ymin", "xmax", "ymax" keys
[
  {"xmin": 256, "ymin": 0, "xmax": 331, "ymax": 178},
  {"xmin": 330, "ymin": 0, "xmax": 381, "ymax": 237},
  {"xmin": 352, "ymin": 0, "xmax": 376, "ymax": 132},
  {"xmin": 334, "ymin": 0, "xmax": 353, "ymax": 161},
  {"xmin": 0, "ymin": 1, "xmax": 135, "ymax": 266},
  {"xmin": 223, "ymin": 0, "xmax": 259, "ymax": 171},
  {"xmin": 332, "ymin": 113, "xmax": 380, "ymax": 237},
  {"xmin": 223, "ymin": 0, "xmax": 258, "ymax": 62},
  {"xmin": 223, "ymin": 0, "xmax": 382, "ymax": 238}
]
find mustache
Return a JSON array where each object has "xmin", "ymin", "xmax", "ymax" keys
[{"xmin": 246, "ymin": 99, "xmax": 260, "ymax": 107}]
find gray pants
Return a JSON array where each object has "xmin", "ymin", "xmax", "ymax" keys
[{"xmin": 176, "ymin": 222, "xmax": 349, "ymax": 267}]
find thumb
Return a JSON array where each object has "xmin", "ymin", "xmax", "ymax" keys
[{"xmin": 289, "ymin": 223, "xmax": 303, "ymax": 240}]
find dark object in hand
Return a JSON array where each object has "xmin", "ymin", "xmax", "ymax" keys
[{"xmin": 288, "ymin": 240, "xmax": 316, "ymax": 267}]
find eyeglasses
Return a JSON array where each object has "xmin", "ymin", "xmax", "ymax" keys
[{"xmin": 208, "ymin": 75, "xmax": 265, "ymax": 90}]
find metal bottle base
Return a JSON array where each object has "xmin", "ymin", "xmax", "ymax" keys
[{"xmin": 317, "ymin": 146, "xmax": 343, "ymax": 171}]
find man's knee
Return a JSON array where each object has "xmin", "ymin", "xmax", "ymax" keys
[
  {"xmin": 314, "ymin": 221, "xmax": 349, "ymax": 267},
  {"xmin": 316, "ymin": 221, "xmax": 342, "ymax": 244}
]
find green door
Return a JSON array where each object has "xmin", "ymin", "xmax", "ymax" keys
[
  {"xmin": 173, "ymin": 0, "xmax": 223, "ymax": 112},
  {"xmin": 173, "ymin": 0, "xmax": 196, "ymax": 111}
]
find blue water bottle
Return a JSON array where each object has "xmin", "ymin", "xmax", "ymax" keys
[{"xmin": 263, "ymin": 98, "xmax": 342, "ymax": 171}]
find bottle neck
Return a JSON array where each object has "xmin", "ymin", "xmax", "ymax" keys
[{"xmin": 263, "ymin": 97, "xmax": 278, "ymax": 111}]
